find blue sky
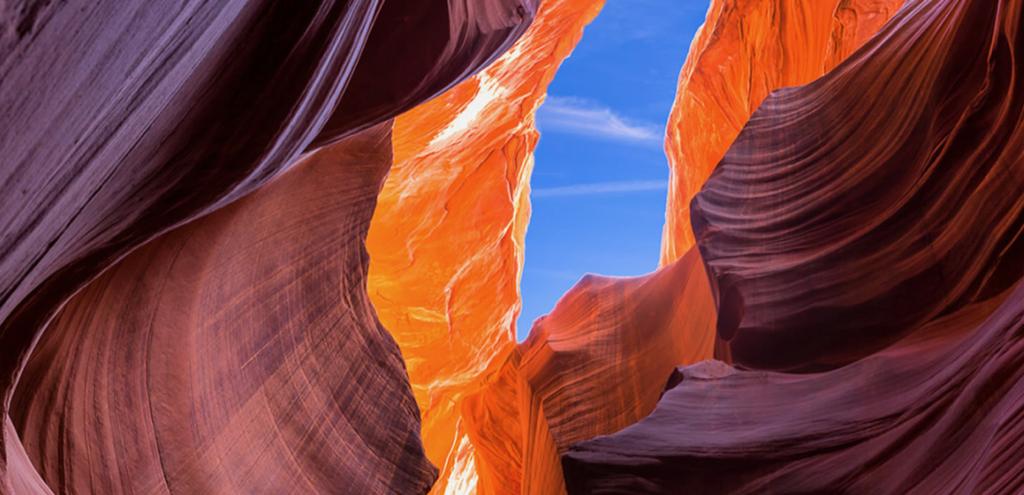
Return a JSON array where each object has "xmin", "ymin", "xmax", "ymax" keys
[{"xmin": 517, "ymin": 0, "xmax": 709, "ymax": 340}]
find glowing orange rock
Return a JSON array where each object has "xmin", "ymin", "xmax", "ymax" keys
[
  {"xmin": 660, "ymin": 0, "xmax": 905, "ymax": 264},
  {"xmin": 365, "ymin": 0, "xmax": 604, "ymax": 491}
]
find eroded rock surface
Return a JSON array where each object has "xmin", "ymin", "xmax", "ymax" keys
[
  {"xmin": 660, "ymin": 0, "xmax": 904, "ymax": 263},
  {"xmin": 11, "ymin": 123, "xmax": 442, "ymax": 494}
]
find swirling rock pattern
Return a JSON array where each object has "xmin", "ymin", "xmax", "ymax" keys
[
  {"xmin": 564, "ymin": 0, "xmax": 1024, "ymax": 491},
  {"xmin": 694, "ymin": 0, "xmax": 1024, "ymax": 370},
  {"xmin": 6, "ymin": 0, "xmax": 1024, "ymax": 493},
  {"xmin": 11, "ymin": 122, "xmax": 443, "ymax": 494},
  {"xmin": 0, "ymin": 0, "xmax": 533, "ymax": 492},
  {"xmin": 660, "ymin": 0, "xmax": 904, "ymax": 264},
  {"xmin": 565, "ymin": 286, "xmax": 1024, "ymax": 493},
  {"xmin": 519, "ymin": 249, "xmax": 715, "ymax": 451}
]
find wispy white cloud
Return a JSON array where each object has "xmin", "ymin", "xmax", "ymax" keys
[
  {"xmin": 532, "ymin": 179, "xmax": 667, "ymax": 198},
  {"xmin": 537, "ymin": 96, "xmax": 662, "ymax": 144}
]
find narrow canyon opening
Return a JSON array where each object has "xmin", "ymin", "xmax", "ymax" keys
[{"xmin": 518, "ymin": 1, "xmax": 708, "ymax": 341}]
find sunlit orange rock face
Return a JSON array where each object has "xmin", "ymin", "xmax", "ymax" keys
[
  {"xmin": 9, "ymin": 0, "xmax": 1023, "ymax": 493},
  {"xmin": 659, "ymin": 0, "xmax": 905, "ymax": 264},
  {"xmin": 365, "ymin": 0, "xmax": 603, "ymax": 491},
  {"xmin": 369, "ymin": 0, "xmax": 912, "ymax": 491}
]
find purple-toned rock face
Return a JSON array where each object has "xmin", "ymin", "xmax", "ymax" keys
[
  {"xmin": 10, "ymin": 121, "xmax": 444, "ymax": 494},
  {"xmin": 563, "ymin": 0, "xmax": 1024, "ymax": 492},
  {"xmin": 0, "ymin": 0, "xmax": 532, "ymax": 492},
  {"xmin": 564, "ymin": 282, "xmax": 1024, "ymax": 493},
  {"xmin": 690, "ymin": 0, "xmax": 1024, "ymax": 372}
]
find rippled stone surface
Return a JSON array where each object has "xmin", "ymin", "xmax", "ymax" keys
[
  {"xmin": 12, "ymin": 122, "xmax": 444, "ymax": 494},
  {"xmin": 6, "ymin": 0, "xmax": 1024, "ymax": 493},
  {"xmin": 453, "ymin": 248, "xmax": 716, "ymax": 494},
  {"xmin": 660, "ymin": 0, "xmax": 904, "ymax": 264}
]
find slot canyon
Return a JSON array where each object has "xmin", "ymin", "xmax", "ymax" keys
[{"xmin": 1, "ymin": 0, "xmax": 1023, "ymax": 493}]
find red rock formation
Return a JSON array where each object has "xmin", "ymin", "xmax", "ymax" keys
[
  {"xmin": 694, "ymin": 0, "xmax": 1024, "ymax": 370},
  {"xmin": 446, "ymin": 249, "xmax": 715, "ymax": 494},
  {"xmin": 7, "ymin": 0, "xmax": 1024, "ymax": 493},
  {"xmin": 442, "ymin": 2, "xmax": 910, "ymax": 490},
  {"xmin": 0, "ymin": 0, "xmax": 534, "ymax": 492},
  {"xmin": 565, "ymin": 0, "xmax": 1024, "ymax": 491},
  {"xmin": 10, "ymin": 122, "xmax": 445, "ymax": 494},
  {"xmin": 370, "ymin": 0, "xmax": 906, "ymax": 490},
  {"xmin": 365, "ymin": 0, "xmax": 603, "ymax": 491},
  {"xmin": 660, "ymin": 0, "xmax": 905, "ymax": 264},
  {"xmin": 565, "ymin": 286, "xmax": 1024, "ymax": 493},
  {"xmin": 519, "ymin": 249, "xmax": 715, "ymax": 450},
  {"xmin": 361, "ymin": 6, "xmax": 725, "ymax": 488}
]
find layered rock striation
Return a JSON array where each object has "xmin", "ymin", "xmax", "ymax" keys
[
  {"xmin": 456, "ymin": 248, "xmax": 716, "ymax": 493},
  {"xmin": 693, "ymin": 0, "xmax": 1024, "ymax": 370},
  {"xmin": 660, "ymin": 0, "xmax": 905, "ymax": 264},
  {"xmin": 5, "ymin": 0, "xmax": 1024, "ymax": 493},
  {"xmin": 11, "ymin": 122, "xmax": 442, "ymax": 494}
]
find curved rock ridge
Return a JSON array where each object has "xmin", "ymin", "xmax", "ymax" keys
[
  {"xmin": 564, "ymin": 283, "xmax": 1023, "ymax": 493},
  {"xmin": 365, "ymin": 0, "xmax": 603, "ymax": 491},
  {"xmin": 11, "ymin": 122, "xmax": 444, "ymax": 494},
  {"xmin": 694, "ymin": 0, "xmax": 1024, "ymax": 370},
  {"xmin": 445, "ymin": 248, "xmax": 715, "ymax": 494},
  {"xmin": 0, "ymin": 0, "xmax": 534, "ymax": 492},
  {"xmin": 518, "ymin": 249, "xmax": 716, "ymax": 451},
  {"xmin": 564, "ymin": 0, "xmax": 1024, "ymax": 491},
  {"xmin": 660, "ymin": 0, "xmax": 904, "ymax": 264}
]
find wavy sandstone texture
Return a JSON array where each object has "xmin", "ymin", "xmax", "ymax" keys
[
  {"xmin": 0, "ymin": 0, "xmax": 533, "ymax": 493},
  {"xmin": 519, "ymin": 249, "xmax": 715, "ymax": 452},
  {"xmin": 365, "ymin": 0, "xmax": 603, "ymax": 492},
  {"xmin": 659, "ymin": 0, "xmax": 904, "ymax": 264},
  {"xmin": 565, "ymin": 0, "xmax": 1024, "ymax": 492},
  {"xmin": 11, "ymin": 122, "xmax": 445, "ymax": 494}
]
